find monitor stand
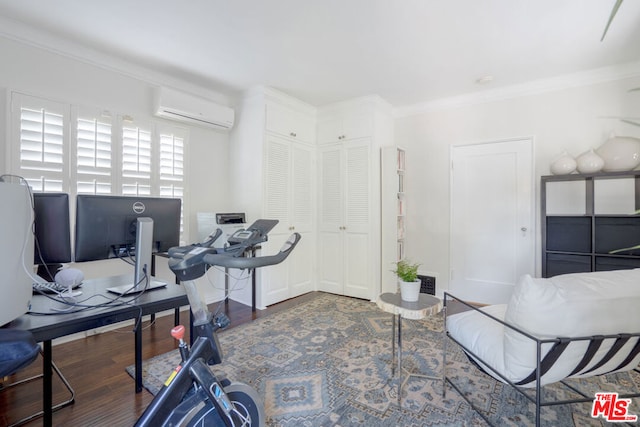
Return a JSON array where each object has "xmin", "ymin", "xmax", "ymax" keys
[{"xmin": 107, "ymin": 217, "xmax": 167, "ymax": 295}]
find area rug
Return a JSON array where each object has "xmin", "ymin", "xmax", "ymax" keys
[{"xmin": 127, "ymin": 293, "xmax": 640, "ymax": 426}]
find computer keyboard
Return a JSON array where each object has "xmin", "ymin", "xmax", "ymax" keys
[{"xmin": 32, "ymin": 282, "xmax": 81, "ymax": 294}]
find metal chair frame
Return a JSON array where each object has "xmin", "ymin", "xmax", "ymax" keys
[
  {"xmin": 1, "ymin": 350, "xmax": 75, "ymax": 427},
  {"xmin": 443, "ymin": 292, "xmax": 640, "ymax": 427}
]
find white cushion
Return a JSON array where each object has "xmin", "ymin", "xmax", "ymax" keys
[
  {"xmin": 446, "ymin": 304, "xmax": 507, "ymax": 383},
  {"xmin": 503, "ymin": 269, "xmax": 640, "ymax": 386}
]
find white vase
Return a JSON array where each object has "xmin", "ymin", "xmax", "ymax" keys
[
  {"xmin": 596, "ymin": 135, "xmax": 640, "ymax": 172},
  {"xmin": 550, "ymin": 151, "xmax": 576, "ymax": 175},
  {"xmin": 399, "ymin": 279, "xmax": 420, "ymax": 302},
  {"xmin": 575, "ymin": 149, "xmax": 604, "ymax": 174}
]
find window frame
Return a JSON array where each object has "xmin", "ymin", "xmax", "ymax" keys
[{"xmin": 9, "ymin": 90, "xmax": 190, "ymax": 242}]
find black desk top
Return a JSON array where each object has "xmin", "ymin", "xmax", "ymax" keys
[{"xmin": 6, "ymin": 275, "xmax": 189, "ymax": 342}]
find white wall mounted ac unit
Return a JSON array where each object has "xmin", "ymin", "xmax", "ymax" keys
[{"xmin": 153, "ymin": 87, "xmax": 235, "ymax": 130}]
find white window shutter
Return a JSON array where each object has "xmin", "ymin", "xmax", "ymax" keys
[
  {"xmin": 158, "ymin": 131, "xmax": 186, "ymax": 237},
  {"xmin": 122, "ymin": 125, "xmax": 152, "ymax": 195},
  {"xmin": 76, "ymin": 116, "xmax": 113, "ymax": 194},
  {"xmin": 12, "ymin": 93, "xmax": 69, "ymax": 192}
]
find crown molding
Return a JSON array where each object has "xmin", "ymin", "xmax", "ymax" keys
[
  {"xmin": 0, "ymin": 15, "xmax": 233, "ymax": 106},
  {"xmin": 394, "ymin": 60, "xmax": 640, "ymax": 118},
  {"xmin": 242, "ymin": 85, "xmax": 318, "ymax": 114}
]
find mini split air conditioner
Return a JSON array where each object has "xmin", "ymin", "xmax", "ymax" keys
[{"xmin": 153, "ymin": 87, "xmax": 235, "ymax": 130}]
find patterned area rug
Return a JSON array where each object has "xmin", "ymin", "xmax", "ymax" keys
[{"xmin": 127, "ymin": 293, "xmax": 640, "ymax": 426}]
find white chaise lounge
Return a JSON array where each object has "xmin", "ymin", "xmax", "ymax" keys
[{"xmin": 444, "ymin": 269, "xmax": 640, "ymax": 426}]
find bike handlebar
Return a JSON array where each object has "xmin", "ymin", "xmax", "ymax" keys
[
  {"xmin": 202, "ymin": 232, "xmax": 301, "ymax": 269},
  {"xmin": 167, "ymin": 228, "xmax": 222, "ymax": 258},
  {"xmin": 167, "ymin": 230, "xmax": 301, "ymax": 281}
]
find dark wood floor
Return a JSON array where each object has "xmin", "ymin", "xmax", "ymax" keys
[{"xmin": 0, "ymin": 292, "xmax": 319, "ymax": 427}]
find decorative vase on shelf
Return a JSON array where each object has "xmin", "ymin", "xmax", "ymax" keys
[
  {"xmin": 576, "ymin": 149, "xmax": 604, "ymax": 174},
  {"xmin": 550, "ymin": 151, "xmax": 576, "ymax": 175},
  {"xmin": 596, "ymin": 135, "xmax": 640, "ymax": 172}
]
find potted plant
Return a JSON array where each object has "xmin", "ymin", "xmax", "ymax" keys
[{"xmin": 392, "ymin": 259, "xmax": 421, "ymax": 302}]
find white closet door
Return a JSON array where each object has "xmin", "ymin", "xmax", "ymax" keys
[
  {"xmin": 264, "ymin": 135, "xmax": 291, "ymax": 235},
  {"xmin": 288, "ymin": 142, "xmax": 314, "ymax": 298},
  {"xmin": 291, "ymin": 143, "xmax": 313, "ymax": 233},
  {"xmin": 343, "ymin": 139, "xmax": 372, "ymax": 299},
  {"xmin": 318, "ymin": 146, "xmax": 343, "ymax": 231},
  {"xmin": 344, "ymin": 140, "xmax": 370, "ymax": 233},
  {"xmin": 318, "ymin": 145, "xmax": 344, "ymax": 294}
]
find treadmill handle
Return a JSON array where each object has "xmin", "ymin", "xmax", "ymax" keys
[{"xmin": 202, "ymin": 233, "xmax": 301, "ymax": 269}]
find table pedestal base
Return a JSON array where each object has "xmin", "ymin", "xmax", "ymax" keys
[{"xmin": 377, "ymin": 292, "xmax": 443, "ymax": 405}]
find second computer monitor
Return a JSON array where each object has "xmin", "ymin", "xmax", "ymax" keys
[
  {"xmin": 74, "ymin": 195, "xmax": 181, "ymax": 262},
  {"xmin": 33, "ymin": 192, "xmax": 73, "ymax": 281}
]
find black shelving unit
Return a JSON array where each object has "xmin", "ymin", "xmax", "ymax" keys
[{"xmin": 541, "ymin": 170, "xmax": 640, "ymax": 277}]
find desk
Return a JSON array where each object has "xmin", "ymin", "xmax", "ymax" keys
[
  {"xmin": 376, "ymin": 292, "xmax": 442, "ymax": 404},
  {"xmin": 8, "ymin": 275, "xmax": 189, "ymax": 426}
]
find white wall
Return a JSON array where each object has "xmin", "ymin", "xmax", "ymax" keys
[
  {"xmin": 0, "ymin": 36, "xmax": 233, "ymax": 302},
  {"xmin": 395, "ymin": 75, "xmax": 640, "ymax": 295}
]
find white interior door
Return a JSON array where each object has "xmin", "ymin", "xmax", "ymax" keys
[
  {"xmin": 343, "ymin": 140, "xmax": 372, "ymax": 299},
  {"xmin": 450, "ymin": 138, "xmax": 534, "ymax": 304},
  {"xmin": 318, "ymin": 146, "xmax": 344, "ymax": 294}
]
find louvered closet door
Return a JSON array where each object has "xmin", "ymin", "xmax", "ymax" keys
[
  {"xmin": 288, "ymin": 143, "xmax": 314, "ymax": 297},
  {"xmin": 343, "ymin": 139, "xmax": 372, "ymax": 299},
  {"xmin": 262, "ymin": 135, "xmax": 314, "ymax": 305},
  {"xmin": 290, "ymin": 144, "xmax": 313, "ymax": 233},
  {"xmin": 264, "ymin": 135, "xmax": 291, "ymax": 235},
  {"xmin": 262, "ymin": 136, "xmax": 292, "ymax": 305},
  {"xmin": 318, "ymin": 145, "xmax": 344, "ymax": 294}
]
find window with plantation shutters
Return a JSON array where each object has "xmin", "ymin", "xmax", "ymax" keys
[
  {"xmin": 159, "ymin": 133, "xmax": 184, "ymax": 197},
  {"xmin": 159, "ymin": 132, "xmax": 185, "ymax": 236},
  {"xmin": 12, "ymin": 94, "xmax": 69, "ymax": 192},
  {"xmin": 122, "ymin": 125, "xmax": 152, "ymax": 196},
  {"xmin": 76, "ymin": 116, "xmax": 112, "ymax": 194},
  {"xmin": 9, "ymin": 92, "xmax": 189, "ymax": 240}
]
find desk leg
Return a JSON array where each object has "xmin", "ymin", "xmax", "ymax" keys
[
  {"xmin": 135, "ymin": 323, "xmax": 142, "ymax": 393},
  {"xmin": 43, "ymin": 340, "xmax": 53, "ymax": 426},
  {"xmin": 252, "ymin": 268, "xmax": 256, "ymax": 314},
  {"xmin": 224, "ymin": 267, "xmax": 230, "ymax": 307},
  {"xmin": 397, "ymin": 314, "xmax": 402, "ymax": 404},
  {"xmin": 391, "ymin": 314, "xmax": 396, "ymax": 376}
]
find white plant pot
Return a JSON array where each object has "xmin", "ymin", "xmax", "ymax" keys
[{"xmin": 399, "ymin": 279, "xmax": 421, "ymax": 302}]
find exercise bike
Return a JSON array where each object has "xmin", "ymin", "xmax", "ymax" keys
[{"xmin": 135, "ymin": 219, "xmax": 300, "ymax": 427}]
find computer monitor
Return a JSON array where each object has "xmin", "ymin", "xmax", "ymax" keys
[
  {"xmin": 0, "ymin": 181, "xmax": 34, "ymax": 325},
  {"xmin": 33, "ymin": 192, "xmax": 72, "ymax": 281},
  {"xmin": 74, "ymin": 195, "xmax": 182, "ymax": 262},
  {"xmin": 74, "ymin": 195, "xmax": 181, "ymax": 294}
]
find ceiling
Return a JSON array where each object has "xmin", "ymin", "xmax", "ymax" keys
[{"xmin": 0, "ymin": 0, "xmax": 639, "ymax": 108}]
